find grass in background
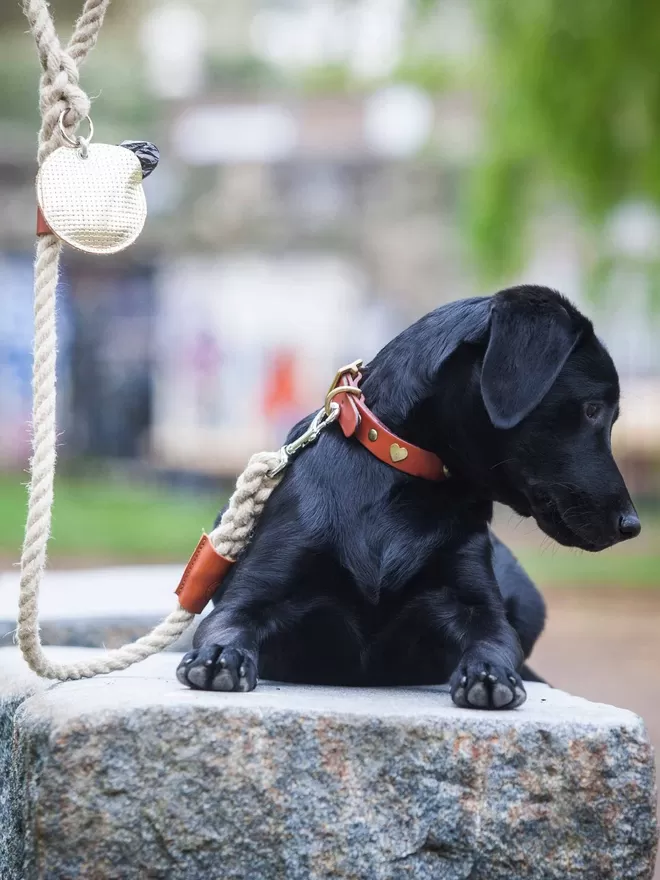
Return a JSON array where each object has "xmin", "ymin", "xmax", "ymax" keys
[
  {"xmin": 514, "ymin": 545, "xmax": 660, "ymax": 587},
  {"xmin": 0, "ymin": 472, "xmax": 222, "ymax": 564},
  {"xmin": 497, "ymin": 507, "xmax": 660, "ymax": 588},
  {"xmin": 1, "ymin": 472, "xmax": 659, "ymax": 584}
]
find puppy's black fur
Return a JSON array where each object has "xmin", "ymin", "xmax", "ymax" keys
[{"xmin": 178, "ymin": 286, "xmax": 640, "ymax": 709}]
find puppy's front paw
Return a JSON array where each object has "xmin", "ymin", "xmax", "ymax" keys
[
  {"xmin": 450, "ymin": 658, "xmax": 526, "ymax": 710},
  {"xmin": 176, "ymin": 645, "xmax": 257, "ymax": 692}
]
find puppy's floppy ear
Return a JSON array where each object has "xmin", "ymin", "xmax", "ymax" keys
[{"xmin": 481, "ymin": 293, "xmax": 581, "ymax": 429}]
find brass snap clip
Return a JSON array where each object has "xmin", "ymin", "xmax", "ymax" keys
[
  {"xmin": 269, "ymin": 405, "xmax": 341, "ymax": 477},
  {"xmin": 268, "ymin": 358, "xmax": 365, "ymax": 477}
]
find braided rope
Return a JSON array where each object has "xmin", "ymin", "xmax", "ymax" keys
[
  {"xmin": 209, "ymin": 452, "xmax": 283, "ymax": 558},
  {"xmin": 17, "ymin": 0, "xmax": 285, "ymax": 681}
]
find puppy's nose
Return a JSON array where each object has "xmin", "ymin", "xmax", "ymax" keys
[{"xmin": 618, "ymin": 513, "xmax": 641, "ymax": 539}]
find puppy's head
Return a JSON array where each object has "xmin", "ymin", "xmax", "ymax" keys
[{"xmin": 478, "ymin": 287, "xmax": 639, "ymax": 551}]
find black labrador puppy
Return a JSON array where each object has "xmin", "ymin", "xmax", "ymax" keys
[{"xmin": 177, "ymin": 286, "xmax": 640, "ymax": 709}]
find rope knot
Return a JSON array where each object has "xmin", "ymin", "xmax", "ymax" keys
[
  {"xmin": 42, "ymin": 59, "xmax": 90, "ymax": 117},
  {"xmin": 24, "ymin": 0, "xmax": 108, "ymax": 164}
]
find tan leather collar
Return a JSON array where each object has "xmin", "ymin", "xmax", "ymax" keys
[{"xmin": 331, "ymin": 367, "xmax": 448, "ymax": 482}]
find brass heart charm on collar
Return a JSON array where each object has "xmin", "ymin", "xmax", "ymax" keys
[{"xmin": 390, "ymin": 443, "xmax": 409, "ymax": 463}]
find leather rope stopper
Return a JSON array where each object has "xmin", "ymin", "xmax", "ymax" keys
[
  {"xmin": 37, "ymin": 206, "xmax": 53, "ymax": 235},
  {"xmin": 175, "ymin": 534, "xmax": 234, "ymax": 614}
]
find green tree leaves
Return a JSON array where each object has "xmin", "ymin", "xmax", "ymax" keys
[{"xmin": 468, "ymin": 0, "xmax": 660, "ymax": 280}]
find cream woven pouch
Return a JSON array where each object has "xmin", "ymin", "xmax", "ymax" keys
[{"xmin": 36, "ymin": 142, "xmax": 147, "ymax": 255}]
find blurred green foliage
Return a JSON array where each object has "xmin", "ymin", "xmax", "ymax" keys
[
  {"xmin": 0, "ymin": 0, "xmax": 85, "ymax": 28},
  {"xmin": 464, "ymin": 0, "xmax": 660, "ymax": 281},
  {"xmin": 299, "ymin": 63, "xmax": 356, "ymax": 95},
  {"xmin": 0, "ymin": 0, "xmax": 150, "ymax": 139},
  {"xmin": 0, "ymin": 48, "xmax": 42, "ymax": 126},
  {"xmin": 391, "ymin": 54, "xmax": 454, "ymax": 92},
  {"xmin": 0, "ymin": 47, "xmax": 156, "ymax": 138},
  {"xmin": 206, "ymin": 53, "xmax": 285, "ymax": 91}
]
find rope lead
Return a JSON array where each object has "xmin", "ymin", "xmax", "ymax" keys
[{"xmin": 17, "ymin": 0, "xmax": 286, "ymax": 680}]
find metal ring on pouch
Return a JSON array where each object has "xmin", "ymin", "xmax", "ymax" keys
[{"xmin": 58, "ymin": 110, "xmax": 94, "ymax": 156}]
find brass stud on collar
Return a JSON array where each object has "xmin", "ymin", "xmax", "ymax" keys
[
  {"xmin": 442, "ymin": 464, "xmax": 451, "ymax": 479},
  {"xmin": 368, "ymin": 429, "xmax": 378, "ymax": 442}
]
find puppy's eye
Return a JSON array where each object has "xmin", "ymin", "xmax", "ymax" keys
[{"xmin": 584, "ymin": 402, "xmax": 603, "ymax": 421}]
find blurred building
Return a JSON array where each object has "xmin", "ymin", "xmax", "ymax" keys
[{"xmin": 0, "ymin": 0, "xmax": 658, "ymax": 486}]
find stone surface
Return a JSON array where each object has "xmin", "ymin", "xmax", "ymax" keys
[
  {"xmin": 0, "ymin": 647, "xmax": 657, "ymax": 880},
  {"xmin": 0, "ymin": 565, "xmax": 199, "ymax": 652}
]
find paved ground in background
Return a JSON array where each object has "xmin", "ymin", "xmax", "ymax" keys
[
  {"xmin": 0, "ymin": 565, "xmax": 185, "ymax": 619},
  {"xmin": 533, "ymin": 589, "xmax": 660, "ymax": 724}
]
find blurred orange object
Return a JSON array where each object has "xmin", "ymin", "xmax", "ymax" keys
[{"xmin": 263, "ymin": 350, "xmax": 298, "ymax": 421}]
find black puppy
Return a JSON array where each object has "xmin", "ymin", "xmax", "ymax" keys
[{"xmin": 177, "ymin": 286, "xmax": 640, "ymax": 709}]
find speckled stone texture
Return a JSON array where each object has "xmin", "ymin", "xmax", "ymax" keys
[{"xmin": 0, "ymin": 647, "xmax": 656, "ymax": 880}]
